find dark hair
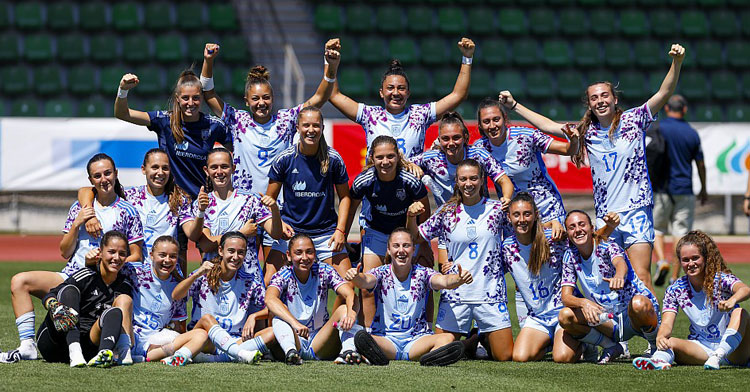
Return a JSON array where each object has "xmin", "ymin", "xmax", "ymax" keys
[
  {"xmin": 476, "ymin": 97, "xmax": 509, "ymax": 139},
  {"xmin": 666, "ymin": 94, "xmax": 687, "ymax": 113},
  {"xmin": 207, "ymin": 231, "xmax": 247, "ymax": 293},
  {"xmin": 573, "ymin": 81, "xmax": 623, "ymax": 168},
  {"xmin": 510, "ymin": 192, "xmax": 549, "ymax": 275},
  {"xmin": 438, "ymin": 111, "xmax": 471, "ymax": 145},
  {"xmin": 245, "ymin": 65, "xmax": 273, "ymax": 98},
  {"xmin": 288, "ymin": 233, "xmax": 315, "ymax": 252},
  {"xmin": 440, "ymin": 159, "xmax": 484, "ymax": 227},
  {"xmin": 87, "ymin": 153, "xmax": 126, "ymax": 199},
  {"xmin": 101, "ymin": 230, "xmax": 129, "ymax": 249},
  {"xmin": 143, "ymin": 148, "xmax": 190, "ymax": 215},
  {"xmin": 675, "ymin": 230, "xmax": 731, "ymax": 305},
  {"xmin": 381, "ymin": 59, "xmax": 410, "ymax": 89},
  {"xmin": 167, "ymin": 68, "xmax": 201, "ymax": 144},
  {"xmin": 564, "ymin": 209, "xmax": 608, "ymax": 247},
  {"xmin": 296, "ymin": 106, "xmax": 330, "ymax": 176},
  {"xmin": 384, "ymin": 227, "xmax": 413, "ymax": 265},
  {"xmin": 363, "ymin": 135, "xmax": 410, "ymax": 173},
  {"xmin": 204, "ymin": 147, "xmax": 234, "ymax": 192}
]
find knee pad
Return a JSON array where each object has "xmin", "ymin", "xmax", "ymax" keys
[{"xmin": 420, "ymin": 341, "xmax": 464, "ymax": 367}]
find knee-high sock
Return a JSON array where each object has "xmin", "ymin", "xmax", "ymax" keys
[
  {"xmin": 207, "ymin": 325, "xmax": 241, "ymax": 358},
  {"xmin": 272, "ymin": 318, "xmax": 297, "ymax": 354},
  {"xmin": 57, "ymin": 285, "xmax": 83, "ymax": 346},
  {"xmin": 98, "ymin": 307, "xmax": 123, "ymax": 351},
  {"xmin": 238, "ymin": 336, "xmax": 269, "ymax": 355},
  {"xmin": 641, "ymin": 326, "xmax": 658, "ymax": 345},
  {"xmin": 16, "ymin": 312, "xmax": 35, "ymax": 341},
  {"xmin": 579, "ymin": 328, "xmax": 616, "ymax": 348},
  {"xmin": 716, "ymin": 328, "xmax": 742, "ymax": 357},
  {"xmin": 339, "ymin": 325, "xmax": 360, "ymax": 353},
  {"xmin": 651, "ymin": 349, "xmax": 674, "ymax": 364}
]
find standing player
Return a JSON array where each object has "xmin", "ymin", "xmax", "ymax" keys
[
  {"xmin": 345, "ymin": 228, "xmax": 471, "ymax": 366},
  {"xmin": 346, "ymin": 135, "xmax": 431, "ymax": 328},
  {"xmin": 497, "ymin": 44, "xmax": 686, "ymax": 294},
  {"xmin": 196, "ymin": 147, "xmax": 282, "ymax": 285},
  {"xmin": 407, "ymin": 159, "xmax": 513, "ymax": 361},
  {"xmin": 265, "ymin": 234, "xmax": 359, "ymax": 365},
  {"xmin": 330, "ymin": 38, "xmax": 475, "ymax": 159},
  {"xmin": 633, "ymin": 231, "xmax": 750, "ymax": 370},
  {"xmin": 124, "ymin": 236, "xmax": 209, "ymax": 366},
  {"xmin": 557, "ymin": 210, "xmax": 660, "ymax": 364},
  {"xmin": 31, "ymin": 231, "xmax": 134, "ymax": 368},
  {"xmin": 5, "ymin": 154, "xmax": 142, "ymax": 361},
  {"xmin": 173, "ymin": 232, "xmax": 272, "ymax": 364},
  {"xmin": 501, "ymin": 193, "xmax": 569, "ymax": 362},
  {"xmin": 265, "ymin": 107, "xmax": 353, "ymax": 288}
]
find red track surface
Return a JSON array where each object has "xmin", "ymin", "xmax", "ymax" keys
[{"xmin": 1, "ymin": 234, "xmax": 748, "ymax": 263}]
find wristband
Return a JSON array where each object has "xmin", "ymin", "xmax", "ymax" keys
[
  {"xmin": 324, "ymin": 75, "xmax": 336, "ymax": 83},
  {"xmin": 200, "ymin": 76, "xmax": 214, "ymax": 91},
  {"xmin": 117, "ymin": 87, "xmax": 128, "ymax": 99},
  {"xmin": 336, "ymin": 228, "xmax": 346, "ymax": 236},
  {"xmin": 197, "ymin": 210, "xmax": 205, "ymax": 219},
  {"xmin": 462, "ymin": 56, "xmax": 473, "ymax": 65},
  {"xmin": 511, "ymin": 101, "xmax": 518, "ymax": 111}
]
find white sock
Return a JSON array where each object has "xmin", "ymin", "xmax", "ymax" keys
[
  {"xmin": 174, "ymin": 346, "xmax": 193, "ymax": 358},
  {"xmin": 716, "ymin": 328, "xmax": 742, "ymax": 358},
  {"xmin": 208, "ymin": 325, "xmax": 241, "ymax": 357},
  {"xmin": 69, "ymin": 342, "xmax": 85, "ymax": 366},
  {"xmin": 339, "ymin": 324, "xmax": 359, "ymax": 354},
  {"xmin": 272, "ymin": 318, "xmax": 297, "ymax": 354},
  {"xmin": 16, "ymin": 312, "xmax": 35, "ymax": 341},
  {"xmin": 580, "ymin": 328, "xmax": 616, "ymax": 348},
  {"xmin": 651, "ymin": 349, "xmax": 674, "ymax": 364},
  {"xmin": 238, "ymin": 336, "xmax": 269, "ymax": 354}
]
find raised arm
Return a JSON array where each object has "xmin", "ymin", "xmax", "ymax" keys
[
  {"xmin": 406, "ymin": 201, "xmax": 427, "ymax": 244},
  {"xmin": 126, "ymin": 242, "xmax": 143, "ymax": 263},
  {"xmin": 429, "ymin": 264, "xmax": 473, "ymax": 290},
  {"xmin": 200, "ymin": 43, "xmax": 225, "ymax": 117},
  {"xmin": 59, "ymin": 207, "xmax": 96, "ymax": 259},
  {"xmin": 499, "ymin": 91, "xmax": 567, "ymax": 138},
  {"xmin": 647, "ymin": 44, "xmax": 685, "ymax": 116},
  {"xmin": 114, "ymin": 74, "xmax": 152, "ymax": 126},
  {"xmin": 545, "ymin": 124, "xmax": 581, "ymax": 156},
  {"xmin": 302, "ymin": 39, "xmax": 341, "ymax": 109},
  {"xmin": 77, "ymin": 187, "xmax": 102, "ymax": 238},
  {"xmin": 435, "ymin": 38, "xmax": 475, "ymax": 117},
  {"xmin": 343, "ymin": 266, "xmax": 377, "ymax": 290},
  {"xmin": 172, "ymin": 261, "xmax": 213, "ymax": 301},
  {"xmin": 259, "ymin": 193, "xmax": 283, "ymax": 240}
]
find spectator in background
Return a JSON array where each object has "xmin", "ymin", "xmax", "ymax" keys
[{"xmin": 651, "ymin": 95, "xmax": 707, "ymax": 287}]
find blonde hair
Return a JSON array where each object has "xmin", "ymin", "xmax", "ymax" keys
[
  {"xmin": 167, "ymin": 69, "xmax": 201, "ymax": 144},
  {"xmin": 572, "ymin": 82, "xmax": 624, "ymax": 168},
  {"xmin": 675, "ymin": 230, "xmax": 731, "ymax": 305},
  {"xmin": 510, "ymin": 192, "xmax": 550, "ymax": 276},
  {"xmin": 296, "ymin": 106, "xmax": 330, "ymax": 176}
]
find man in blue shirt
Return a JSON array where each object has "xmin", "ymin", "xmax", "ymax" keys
[{"xmin": 652, "ymin": 95, "xmax": 707, "ymax": 286}]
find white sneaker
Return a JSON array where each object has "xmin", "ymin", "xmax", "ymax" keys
[
  {"xmin": 0, "ymin": 350, "xmax": 22, "ymax": 364},
  {"xmin": 618, "ymin": 341, "xmax": 631, "ymax": 359},
  {"xmin": 633, "ymin": 357, "xmax": 672, "ymax": 370},
  {"xmin": 704, "ymin": 353, "xmax": 721, "ymax": 370},
  {"xmin": 237, "ymin": 349, "xmax": 262, "ymax": 364},
  {"xmin": 18, "ymin": 340, "xmax": 38, "ymax": 360},
  {"xmin": 69, "ymin": 350, "xmax": 86, "ymax": 368}
]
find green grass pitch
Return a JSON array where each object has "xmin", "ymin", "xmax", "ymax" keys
[{"xmin": 0, "ymin": 261, "xmax": 748, "ymax": 391}]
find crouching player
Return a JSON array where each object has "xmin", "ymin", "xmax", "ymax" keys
[
  {"xmin": 345, "ymin": 228, "xmax": 471, "ymax": 366},
  {"xmin": 125, "ymin": 236, "xmax": 209, "ymax": 366},
  {"xmin": 173, "ymin": 232, "xmax": 272, "ymax": 364},
  {"xmin": 35, "ymin": 231, "xmax": 134, "ymax": 368},
  {"xmin": 265, "ymin": 234, "xmax": 360, "ymax": 365},
  {"xmin": 634, "ymin": 231, "xmax": 750, "ymax": 370}
]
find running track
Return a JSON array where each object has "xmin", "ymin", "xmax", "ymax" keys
[{"xmin": 1, "ymin": 234, "xmax": 749, "ymax": 263}]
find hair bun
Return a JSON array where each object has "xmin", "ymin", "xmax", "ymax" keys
[
  {"xmin": 247, "ymin": 65, "xmax": 270, "ymax": 82},
  {"xmin": 388, "ymin": 59, "xmax": 403, "ymax": 72}
]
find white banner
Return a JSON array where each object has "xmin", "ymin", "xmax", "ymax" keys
[{"xmin": 695, "ymin": 123, "xmax": 750, "ymax": 195}]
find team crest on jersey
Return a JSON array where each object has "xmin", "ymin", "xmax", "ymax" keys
[
  {"xmin": 391, "ymin": 124, "xmax": 403, "ymax": 137},
  {"xmin": 396, "ymin": 295, "xmax": 409, "ymax": 313},
  {"xmin": 219, "ymin": 295, "xmax": 230, "ymax": 314},
  {"xmin": 147, "ymin": 211, "xmax": 158, "ymax": 226},
  {"xmin": 396, "ymin": 189, "xmax": 406, "ymax": 200},
  {"xmin": 202, "ymin": 129, "xmax": 211, "ymax": 140},
  {"xmin": 218, "ymin": 213, "xmax": 230, "ymax": 234},
  {"xmin": 466, "ymin": 219, "xmax": 477, "ymax": 240},
  {"xmin": 292, "ymin": 181, "xmax": 306, "ymax": 191}
]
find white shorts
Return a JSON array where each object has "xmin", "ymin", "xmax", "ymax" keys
[
  {"xmin": 436, "ymin": 301, "xmax": 511, "ymax": 334},
  {"xmin": 653, "ymin": 193, "xmax": 695, "ymax": 237},
  {"xmin": 596, "ymin": 206, "xmax": 655, "ymax": 249},
  {"xmin": 362, "ymin": 228, "xmax": 388, "ymax": 256},
  {"xmin": 134, "ymin": 328, "xmax": 180, "ymax": 357},
  {"xmin": 299, "ymin": 329, "xmax": 320, "ymax": 360},
  {"xmin": 522, "ymin": 315, "xmax": 561, "ymax": 341},
  {"xmin": 381, "ymin": 333, "xmax": 429, "ymax": 361},
  {"xmin": 271, "ymin": 230, "xmax": 346, "ymax": 261},
  {"xmin": 514, "ymin": 291, "xmax": 528, "ymax": 327},
  {"xmin": 688, "ymin": 339, "xmax": 720, "ymax": 357}
]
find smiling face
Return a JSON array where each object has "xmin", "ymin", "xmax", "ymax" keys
[
  {"xmin": 245, "ymin": 83, "xmax": 273, "ymax": 122},
  {"xmin": 204, "ymin": 151, "xmax": 234, "ymax": 192},
  {"xmin": 218, "ymin": 237, "xmax": 247, "ymax": 275},
  {"xmin": 372, "ymin": 142, "xmax": 399, "ymax": 178},
  {"xmin": 100, "ymin": 237, "xmax": 128, "ymax": 275},
  {"xmin": 380, "ymin": 75, "xmax": 410, "ymax": 113},
  {"xmin": 456, "ymin": 164, "xmax": 481, "ymax": 202},
  {"xmin": 478, "ymin": 106, "xmax": 506, "ymax": 143},
  {"xmin": 288, "ymin": 237, "xmax": 316, "ymax": 276},
  {"xmin": 297, "ymin": 110, "xmax": 323, "ymax": 150},
  {"xmin": 177, "ymin": 84, "xmax": 201, "ymax": 120},
  {"xmin": 565, "ymin": 212, "xmax": 593, "ymax": 248},
  {"xmin": 679, "ymin": 244, "xmax": 705, "ymax": 281},
  {"xmin": 510, "ymin": 200, "xmax": 536, "ymax": 237},
  {"xmin": 142, "ymin": 152, "xmax": 170, "ymax": 192},
  {"xmin": 586, "ymin": 83, "xmax": 618, "ymax": 123},
  {"xmin": 150, "ymin": 241, "xmax": 178, "ymax": 280},
  {"xmin": 439, "ymin": 123, "xmax": 466, "ymax": 161},
  {"xmin": 387, "ymin": 231, "xmax": 414, "ymax": 269},
  {"xmin": 88, "ymin": 159, "xmax": 118, "ymax": 197}
]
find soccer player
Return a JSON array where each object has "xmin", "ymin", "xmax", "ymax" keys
[
  {"xmin": 200, "ymin": 39, "xmax": 341, "ymax": 272},
  {"xmin": 173, "ymin": 232, "xmax": 271, "ymax": 364},
  {"xmin": 496, "ymin": 44, "xmax": 686, "ymax": 296},
  {"xmin": 633, "ymin": 231, "xmax": 750, "ymax": 370},
  {"xmin": 265, "ymin": 107, "xmax": 353, "ymax": 287},
  {"xmin": 196, "ymin": 147, "xmax": 282, "ymax": 285},
  {"xmin": 407, "ymin": 159, "xmax": 513, "ymax": 361},
  {"xmin": 345, "ymin": 228, "xmax": 471, "ymax": 366},
  {"xmin": 330, "ymin": 38, "xmax": 475, "ymax": 159},
  {"xmin": 501, "ymin": 193, "xmax": 569, "ymax": 362},
  {"xmin": 265, "ymin": 233, "xmax": 359, "ymax": 365},
  {"xmin": 346, "ymin": 135, "xmax": 430, "ymax": 328},
  {"xmin": 557, "ymin": 210, "xmax": 660, "ymax": 364},
  {"xmin": 34, "ymin": 231, "xmax": 135, "ymax": 368},
  {"xmin": 5, "ymin": 154, "xmax": 142, "ymax": 361},
  {"xmin": 124, "ymin": 236, "xmax": 209, "ymax": 366}
]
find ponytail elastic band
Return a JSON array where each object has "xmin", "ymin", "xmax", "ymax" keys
[
  {"xmin": 324, "ymin": 75, "xmax": 336, "ymax": 83},
  {"xmin": 200, "ymin": 76, "xmax": 214, "ymax": 91},
  {"xmin": 117, "ymin": 87, "xmax": 128, "ymax": 99}
]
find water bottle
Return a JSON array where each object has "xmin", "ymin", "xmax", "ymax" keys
[
  {"xmin": 588, "ymin": 312, "xmax": 614, "ymax": 327},
  {"xmin": 333, "ymin": 322, "xmax": 364, "ymax": 334},
  {"xmin": 421, "ymin": 175, "xmax": 434, "ymax": 189}
]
